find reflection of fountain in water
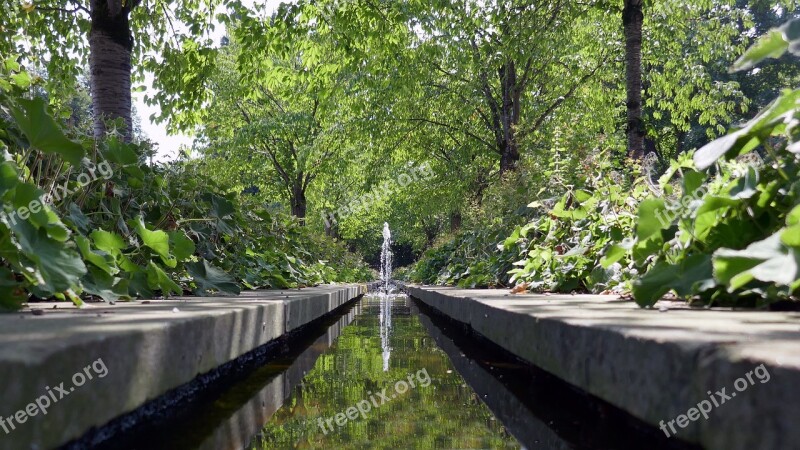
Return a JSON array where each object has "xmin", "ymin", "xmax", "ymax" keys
[
  {"xmin": 379, "ymin": 222, "xmax": 394, "ymax": 371},
  {"xmin": 379, "ymin": 292, "xmax": 392, "ymax": 372}
]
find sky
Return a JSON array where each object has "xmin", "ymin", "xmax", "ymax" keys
[{"xmin": 134, "ymin": 0, "xmax": 285, "ymax": 161}]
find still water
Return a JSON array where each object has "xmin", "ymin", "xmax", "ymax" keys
[
  {"xmin": 248, "ymin": 294, "xmax": 519, "ymax": 449},
  {"xmin": 95, "ymin": 293, "xmax": 693, "ymax": 450}
]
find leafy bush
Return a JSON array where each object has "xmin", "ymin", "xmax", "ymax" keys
[
  {"xmin": 0, "ymin": 59, "xmax": 371, "ymax": 311},
  {"xmin": 505, "ymin": 164, "xmax": 648, "ymax": 294},
  {"xmin": 405, "ymin": 226, "xmax": 518, "ymax": 288},
  {"xmin": 614, "ymin": 19, "xmax": 800, "ymax": 307},
  {"xmin": 408, "ymin": 19, "xmax": 800, "ymax": 308}
]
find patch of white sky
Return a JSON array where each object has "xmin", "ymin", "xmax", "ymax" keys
[{"xmin": 138, "ymin": 0, "xmax": 288, "ymax": 161}]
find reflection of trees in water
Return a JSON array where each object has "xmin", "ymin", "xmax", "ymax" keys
[{"xmin": 250, "ymin": 295, "xmax": 519, "ymax": 449}]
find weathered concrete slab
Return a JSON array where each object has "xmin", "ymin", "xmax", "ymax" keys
[
  {"xmin": 402, "ymin": 285, "xmax": 800, "ymax": 450},
  {"xmin": 0, "ymin": 284, "xmax": 365, "ymax": 450}
]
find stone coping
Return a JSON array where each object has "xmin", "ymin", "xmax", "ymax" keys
[
  {"xmin": 0, "ymin": 284, "xmax": 365, "ymax": 450},
  {"xmin": 402, "ymin": 284, "xmax": 800, "ymax": 450}
]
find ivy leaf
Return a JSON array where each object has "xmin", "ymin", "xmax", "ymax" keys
[
  {"xmin": 82, "ymin": 267, "xmax": 129, "ymax": 303},
  {"xmin": 632, "ymin": 254, "xmax": 714, "ymax": 306},
  {"xmin": 731, "ymin": 28, "xmax": 789, "ymax": 72},
  {"xmin": 714, "ymin": 232, "xmax": 800, "ymax": 290},
  {"xmin": 10, "ymin": 220, "xmax": 86, "ymax": 294},
  {"xmin": 636, "ymin": 198, "xmax": 668, "ymax": 240},
  {"xmin": 600, "ymin": 240, "xmax": 632, "ymax": 268},
  {"xmin": 146, "ymin": 261, "xmax": 182, "ymax": 296},
  {"xmin": 66, "ymin": 203, "xmax": 92, "ymax": 233},
  {"xmin": 0, "ymin": 268, "xmax": 26, "ymax": 310},
  {"xmin": 209, "ymin": 194, "xmax": 235, "ymax": 218},
  {"xmin": 170, "ymin": 231, "xmax": 196, "ymax": 261},
  {"xmin": 694, "ymin": 89, "xmax": 800, "ymax": 170},
  {"xmin": 0, "ymin": 161, "xmax": 19, "ymax": 198},
  {"xmin": 133, "ymin": 216, "xmax": 176, "ymax": 268},
  {"xmin": 9, "ymin": 97, "xmax": 85, "ymax": 166},
  {"xmin": 729, "ymin": 167, "xmax": 759, "ymax": 199},
  {"xmin": 91, "ymin": 229, "xmax": 126, "ymax": 256},
  {"xmin": 186, "ymin": 260, "xmax": 240, "ymax": 295},
  {"xmin": 75, "ymin": 235, "xmax": 118, "ymax": 276}
]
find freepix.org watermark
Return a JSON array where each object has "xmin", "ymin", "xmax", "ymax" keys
[
  {"xmin": 317, "ymin": 368, "xmax": 431, "ymax": 434},
  {"xmin": 1, "ymin": 161, "xmax": 112, "ymax": 226},
  {"xmin": 320, "ymin": 161, "xmax": 434, "ymax": 228},
  {"xmin": 659, "ymin": 363, "xmax": 771, "ymax": 438},
  {"xmin": 0, "ymin": 358, "xmax": 109, "ymax": 435}
]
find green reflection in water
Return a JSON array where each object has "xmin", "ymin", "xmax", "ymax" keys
[{"xmin": 248, "ymin": 295, "xmax": 520, "ymax": 449}]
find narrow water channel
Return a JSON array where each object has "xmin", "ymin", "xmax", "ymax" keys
[
  {"xmin": 248, "ymin": 293, "xmax": 518, "ymax": 449},
  {"xmin": 91, "ymin": 292, "xmax": 695, "ymax": 450}
]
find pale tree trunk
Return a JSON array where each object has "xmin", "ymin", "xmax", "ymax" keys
[
  {"xmin": 624, "ymin": 0, "xmax": 645, "ymax": 159},
  {"xmin": 89, "ymin": 0, "xmax": 134, "ymax": 141}
]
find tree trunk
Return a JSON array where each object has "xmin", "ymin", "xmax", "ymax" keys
[
  {"xmin": 449, "ymin": 211, "xmax": 462, "ymax": 232},
  {"xmin": 624, "ymin": 0, "xmax": 645, "ymax": 159},
  {"xmin": 89, "ymin": 0, "xmax": 134, "ymax": 141},
  {"xmin": 498, "ymin": 61, "xmax": 521, "ymax": 174},
  {"xmin": 290, "ymin": 177, "xmax": 307, "ymax": 221}
]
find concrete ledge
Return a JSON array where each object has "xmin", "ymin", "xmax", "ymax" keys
[
  {"xmin": 0, "ymin": 284, "xmax": 365, "ymax": 450},
  {"xmin": 402, "ymin": 284, "xmax": 800, "ymax": 450}
]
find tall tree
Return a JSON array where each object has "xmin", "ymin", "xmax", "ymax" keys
[
  {"xmin": 89, "ymin": 0, "xmax": 136, "ymax": 140},
  {"xmin": 623, "ymin": 0, "xmax": 645, "ymax": 159},
  {"xmin": 5, "ymin": 1, "xmax": 229, "ymax": 141},
  {"xmin": 198, "ymin": 25, "xmax": 350, "ymax": 222}
]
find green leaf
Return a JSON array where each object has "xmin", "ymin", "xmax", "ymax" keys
[
  {"xmin": 9, "ymin": 220, "xmax": 86, "ymax": 294},
  {"xmin": 781, "ymin": 225, "xmax": 800, "ymax": 248},
  {"xmin": 714, "ymin": 232, "xmax": 800, "ymax": 289},
  {"xmin": 146, "ymin": 261, "xmax": 182, "ymax": 296},
  {"xmin": 636, "ymin": 198, "xmax": 668, "ymax": 240},
  {"xmin": 91, "ymin": 229, "xmax": 126, "ymax": 256},
  {"xmin": 600, "ymin": 241, "xmax": 631, "ymax": 268},
  {"xmin": 787, "ymin": 205, "xmax": 800, "ymax": 227},
  {"xmin": 0, "ymin": 161, "xmax": 19, "ymax": 198},
  {"xmin": 186, "ymin": 260, "xmax": 240, "ymax": 295},
  {"xmin": 133, "ymin": 216, "xmax": 176, "ymax": 268},
  {"xmin": 682, "ymin": 170, "xmax": 705, "ymax": 197},
  {"xmin": 76, "ymin": 235, "xmax": 118, "ymax": 276},
  {"xmin": 632, "ymin": 255, "xmax": 714, "ymax": 306},
  {"xmin": 9, "ymin": 97, "xmax": 85, "ymax": 166},
  {"xmin": 209, "ymin": 194, "xmax": 235, "ymax": 218},
  {"xmin": 102, "ymin": 137, "xmax": 140, "ymax": 165},
  {"xmin": 12, "ymin": 183, "xmax": 49, "ymax": 228},
  {"xmin": 632, "ymin": 261, "xmax": 679, "ymax": 307},
  {"xmin": 82, "ymin": 267, "xmax": 129, "ymax": 303},
  {"xmin": 0, "ymin": 268, "xmax": 26, "ymax": 310},
  {"xmin": 694, "ymin": 89, "xmax": 800, "ymax": 170},
  {"xmin": 731, "ymin": 28, "xmax": 788, "ymax": 72},
  {"xmin": 170, "ymin": 231, "xmax": 196, "ymax": 261}
]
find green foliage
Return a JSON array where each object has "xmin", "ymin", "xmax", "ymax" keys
[
  {"xmin": 504, "ymin": 167, "xmax": 648, "ymax": 294},
  {"xmin": 623, "ymin": 19, "xmax": 800, "ymax": 307},
  {"xmin": 0, "ymin": 60, "xmax": 372, "ymax": 311},
  {"xmin": 409, "ymin": 17, "xmax": 800, "ymax": 308},
  {"xmin": 404, "ymin": 225, "xmax": 518, "ymax": 288}
]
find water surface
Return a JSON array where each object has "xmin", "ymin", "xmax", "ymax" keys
[{"xmin": 248, "ymin": 293, "xmax": 520, "ymax": 449}]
